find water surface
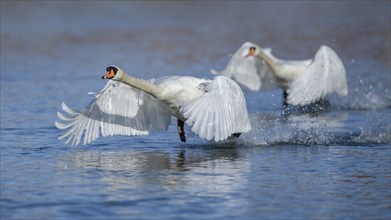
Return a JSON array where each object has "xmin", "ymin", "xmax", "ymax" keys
[{"xmin": 1, "ymin": 1, "xmax": 390, "ymax": 219}]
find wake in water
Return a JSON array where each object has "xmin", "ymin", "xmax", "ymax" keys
[
  {"xmin": 243, "ymin": 108, "xmax": 390, "ymax": 146},
  {"xmin": 237, "ymin": 69, "xmax": 390, "ymax": 146}
]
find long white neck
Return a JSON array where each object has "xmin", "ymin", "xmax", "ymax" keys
[
  {"xmin": 116, "ymin": 72, "xmax": 162, "ymax": 99},
  {"xmin": 257, "ymin": 49, "xmax": 283, "ymax": 75}
]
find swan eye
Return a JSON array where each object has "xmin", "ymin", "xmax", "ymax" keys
[
  {"xmin": 245, "ymin": 47, "xmax": 256, "ymax": 58},
  {"xmin": 249, "ymin": 47, "xmax": 256, "ymax": 53},
  {"xmin": 106, "ymin": 66, "xmax": 118, "ymax": 74}
]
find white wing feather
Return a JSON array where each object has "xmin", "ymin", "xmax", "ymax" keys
[
  {"xmin": 182, "ymin": 76, "xmax": 251, "ymax": 142},
  {"xmin": 211, "ymin": 42, "xmax": 276, "ymax": 91},
  {"xmin": 287, "ymin": 45, "xmax": 348, "ymax": 106},
  {"xmin": 55, "ymin": 80, "xmax": 171, "ymax": 145}
]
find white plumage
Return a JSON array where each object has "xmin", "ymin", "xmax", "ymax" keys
[
  {"xmin": 212, "ymin": 42, "xmax": 348, "ymax": 106},
  {"xmin": 182, "ymin": 76, "xmax": 250, "ymax": 141},
  {"xmin": 55, "ymin": 66, "xmax": 251, "ymax": 145},
  {"xmin": 211, "ymin": 42, "xmax": 276, "ymax": 91}
]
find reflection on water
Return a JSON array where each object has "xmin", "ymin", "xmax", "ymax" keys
[
  {"xmin": 48, "ymin": 144, "xmax": 391, "ymax": 219},
  {"xmin": 62, "ymin": 145, "xmax": 248, "ymax": 194}
]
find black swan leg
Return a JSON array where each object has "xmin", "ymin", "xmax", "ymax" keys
[
  {"xmin": 177, "ymin": 119, "xmax": 186, "ymax": 142},
  {"xmin": 282, "ymin": 90, "xmax": 290, "ymax": 116},
  {"xmin": 283, "ymin": 90, "xmax": 289, "ymax": 108}
]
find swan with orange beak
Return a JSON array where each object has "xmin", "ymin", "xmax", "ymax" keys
[
  {"xmin": 212, "ymin": 42, "xmax": 348, "ymax": 107},
  {"xmin": 56, "ymin": 66, "xmax": 251, "ymax": 145}
]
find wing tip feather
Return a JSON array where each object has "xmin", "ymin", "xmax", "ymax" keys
[{"xmin": 61, "ymin": 102, "xmax": 79, "ymax": 115}]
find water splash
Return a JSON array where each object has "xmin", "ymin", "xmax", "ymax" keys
[{"xmin": 244, "ymin": 110, "xmax": 390, "ymax": 146}]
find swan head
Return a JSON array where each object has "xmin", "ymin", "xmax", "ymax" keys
[
  {"xmin": 102, "ymin": 66, "xmax": 123, "ymax": 80},
  {"xmin": 245, "ymin": 45, "xmax": 262, "ymax": 58},
  {"xmin": 235, "ymin": 42, "xmax": 258, "ymax": 59}
]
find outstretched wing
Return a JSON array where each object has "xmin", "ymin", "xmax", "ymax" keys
[
  {"xmin": 55, "ymin": 80, "xmax": 171, "ymax": 145},
  {"xmin": 287, "ymin": 45, "xmax": 348, "ymax": 106},
  {"xmin": 211, "ymin": 42, "xmax": 276, "ymax": 91},
  {"xmin": 182, "ymin": 76, "xmax": 251, "ymax": 142}
]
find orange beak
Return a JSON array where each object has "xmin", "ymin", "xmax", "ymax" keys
[
  {"xmin": 101, "ymin": 69, "xmax": 115, "ymax": 79},
  {"xmin": 246, "ymin": 47, "xmax": 256, "ymax": 58}
]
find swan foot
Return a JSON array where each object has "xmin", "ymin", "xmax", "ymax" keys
[
  {"xmin": 177, "ymin": 119, "xmax": 186, "ymax": 142},
  {"xmin": 231, "ymin": 133, "xmax": 241, "ymax": 138}
]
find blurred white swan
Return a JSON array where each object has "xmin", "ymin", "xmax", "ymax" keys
[
  {"xmin": 212, "ymin": 42, "xmax": 348, "ymax": 106},
  {"xmin": 55, "ymin": 66, "xmax": 251, "ymax": 145}
]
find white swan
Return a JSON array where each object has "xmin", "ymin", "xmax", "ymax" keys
[
  {"xmin": 55, "ymin": 66, "xmax": 251, "ymax": 145},
  {"xmin": 212, "ymin": 42, "xmax": 348, "ymax": 106}
]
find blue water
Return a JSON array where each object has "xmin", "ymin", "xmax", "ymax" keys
[{"xmin": 1, "ymin": 1, "xmax": 390, "ymax": 219}]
